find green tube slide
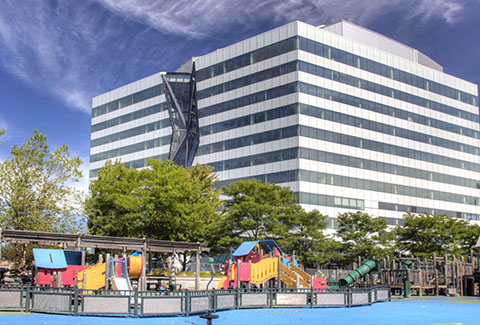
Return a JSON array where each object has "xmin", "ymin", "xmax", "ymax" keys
[{"xmin": 339, "ymin": 259, "xmax": 377, "ymax": 286}]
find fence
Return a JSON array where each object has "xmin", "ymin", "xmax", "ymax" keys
[{"xmin": 0, "ymin": 284, "xmax": 390, "ymax": 318}]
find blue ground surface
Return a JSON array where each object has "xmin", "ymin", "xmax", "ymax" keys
[{"xmin": 1, "ymin": 297, "xmax": 479, "ymax": 325}]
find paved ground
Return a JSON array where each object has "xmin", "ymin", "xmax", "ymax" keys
[{"xmin": 1, "ymin": 297, "xmax": 479, "ymax": 324}]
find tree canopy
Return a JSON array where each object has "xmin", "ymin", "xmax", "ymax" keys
[
  {"xmin": 0, "ymin": 129, "xmax": 84, "ymax": 233},
  {"xmin": 337, "ymin": 211, "xmax": 392, "ymax": 264},
  {"xmin": 395, "ymin": 212, "xmax": 479, "ymax": 258},
  {"xmin": 216, "ymin": 179, "xmax": 301, "ymax": 249},
  {"xmin": 85, "ymin": 160, "xmax": 222, "ymax": 243},
  {"xmin": 278, "ymin": 209, "xmax": 342, "ymax": 267}
]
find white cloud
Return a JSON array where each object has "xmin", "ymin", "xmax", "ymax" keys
[
  {"xmin": 0, "ymin": 1, "xmax": 134, "ymax": 114},
  {"xmin": 95, "ymin": 0, "xmax": 465, "ymax": 39},
  {"xmin": 0, "ymin": 0, "xmax": 466, "ymax": 117}
]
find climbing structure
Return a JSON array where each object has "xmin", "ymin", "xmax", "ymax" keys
[{"xmin": 218, "ymin": 240, "xmax": 326, "ymax": 290}]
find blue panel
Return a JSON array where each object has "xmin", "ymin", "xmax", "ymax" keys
[
  {"xmin": 232, "ymin": 241, "xmax": 258, "ymax": 257},
  {"xmin": 64, "ymin": 250, "xmax": 83, "ymax": 266},
  {"xmin": 258, "ymin": 240, "xmax": 284, "ymax": 255},
  {"xmin": 33, "ymin": 249, "xmax": 67, "ymax": 269}
]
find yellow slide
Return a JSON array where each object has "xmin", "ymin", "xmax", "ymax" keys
[
  {"xmin": 250, "ymin": 257, "xmax": 278, "ymax": 284},
  {"xmin": 77, "ymin": 262, "xmax": 107, "ymax": 290}
]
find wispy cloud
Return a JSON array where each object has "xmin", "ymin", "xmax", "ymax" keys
[
  {"xmin": 95, "ymin": 0, "xmax": 465, "ymax": 39},
  {"xmin": 0, "ymin": 0, "xmax": 466, "ymax": 117},
  {"xmin": 0, "ymin": 0, "xmax": 163, "ymax": 114}
]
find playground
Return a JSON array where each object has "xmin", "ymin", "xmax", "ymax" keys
[{"xmin": 1, "ymin": 297, "xmax": 479, "ymax": 324}]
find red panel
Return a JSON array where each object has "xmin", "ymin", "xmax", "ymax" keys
[
  {"xmin": 239, "ymin": 262, "xmax": 251, "ymax": 282},
  {"xmin": 61, "ymin": 265, "xmax": 88, "ymax": 286},
  {"xmin": 313, "ymin": 277, "xmax": 327, "ymax": 292},
  {"xmin": 250, "ymin": 252, "xmax": 261, "ymax": 263}
]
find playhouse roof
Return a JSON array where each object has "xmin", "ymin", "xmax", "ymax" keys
[
  {"xmin": 232, "ymin": 240, "xmax": 283, "ymax": 257},
  {"xmin": 33, "ymin": 248, "xmax": 67, "ymax": 269}
]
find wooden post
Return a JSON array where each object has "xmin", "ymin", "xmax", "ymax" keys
[{"xmin": 81, "ymin": 251, "xmax": 86, "ymax": 266}]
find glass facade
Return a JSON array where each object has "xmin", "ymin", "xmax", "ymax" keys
[{"xmin": 90, "ymin": 20, "xmax": 480, "ymax": 228}]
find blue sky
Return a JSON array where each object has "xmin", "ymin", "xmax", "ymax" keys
[{"xmin": 0, "ymin": 0, "xmax": 479, "ymax": 192}]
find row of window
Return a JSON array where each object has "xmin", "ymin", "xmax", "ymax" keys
[
  {"xmin": 199, "ymin": 58, "xmax": 477, "ymax": 128},
  {"xmin": 199, "ymin": 82, "xmax": 297, "ymax": 118},
  {"xmin": 378, "ymin": 202, "xmax": 480, "ymax": 221},
  {"xmin": 299, "ymin": 81, "xmax": 480, "ymax": 140},
  {"xmin": 89, "ymin": 135, "xmax": 170, "ymax": 163},
  {"xmin": 197, "ymin": 37, "xmax": 297, "ymax": 81},
  {"xmin": 208, "ymin": 145, "xmax": 479, "ymax": 190},
  {"xmin": 297, "ymin": 36, "xmax": 477, "ymax": 107},
  {"xmin": 298, "ymin": 169, "xmax": 479, "ymax": 206},
  {"xmin": 299, "ymin": 103, "xmax": 478, "ymax": 155},
  {"xmin": 296, "ymin": 191, "xmax": 364, "ymax": 210},
  {"xmin": 197, "ymin": 120, "xmax": 480, "ymax": 173},
  {"xmin": 216, "ymin": 168, "xmax": 480, "ymax": 206},
  {"xmin": 199, "ymin": 80, "xmax": 479, "ymax": 141},
  {"xmin": 200, "ymin": 104, "xmax": 297, "ymax": 136},
  {"xmin": 91, "ymin": 118, "xmax": 171, "ymax": 148},
  {"xmin": 196, "ymin": 35, "xmax": 477, "ymax": 107},
  {"xmin": 299, "ymin": 124, "xmax": 480, "ymax": 172},
  {"xmin": 92, "ymin": 85, "xmax": 164, "ymax": 118},
  {"xmin": 298, "ymin": 61, "xmax": 478, "ymax": 124},
  {"xmin": 197, "ymin": 61, "xmax": 297, "ymax": 100},
  {"xmin": 91, "ymin": 103, "xmax": 168, "ymax": 133}
]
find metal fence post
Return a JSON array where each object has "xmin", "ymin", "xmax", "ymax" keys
[
  {"xmin": 310, "ymin": 285, "xmax": 314, "ymax": 308},
  {"xmin": 347, "ymin": 288, "xmax": 351, "ymax": 307},
  {"xmin": 25, "ymin": 284, "xmax": 31, "ymax": 312},
  {"xmin": 73, "ymin": 286, "xmax": 79, "ymax": 316},
  {"xmin": 134, "ymin": 290, "xmax": 139, "ymax": 318},
  {"xmin": 269, "ymin": 288, "xmax": 273, "ymax": 308},
  {"xmin": 236, "ymin": 287, "xmax": 240, "ymax": 309},
  {"xmin": 185, "ymin": 291, "xmax": 190, "ymax": 317}
]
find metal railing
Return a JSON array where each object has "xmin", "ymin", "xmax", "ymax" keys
[{"xmin": 0, "ymin": 284, "xmax": 390, "ymax": 318}]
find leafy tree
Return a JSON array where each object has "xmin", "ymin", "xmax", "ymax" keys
[
  {"xmin": 279, "ymin": 209, "xmax": 342, "ymax": 267},
  {"xmin": 85, "ymin": 161, "xmax": 145, "ymax": 237},
  {"xmin": 86, "ymin": 159, "xmax": 222, "ymax": 243},
  {"xmin": 0, "ymin": 130, "xmax": 84, "ymax": 268},
  {"xmin": 395, "ymin": 212, "xmax": 475, "ymax": 258},
  {"xmin": 0, "ymin": 129, "xmax": 84, "ymax": 233},
  {"xmin": 216, "ymin": 179, "xmax": 301, "ymax": 250},
  {"xmin": 337, "ymin": 211, "xmax": 392, "ymax": 264}
]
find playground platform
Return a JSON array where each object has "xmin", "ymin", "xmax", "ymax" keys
[{"xmin": 1, "ymin": 297, "xmax": 479, "ymax": 324}]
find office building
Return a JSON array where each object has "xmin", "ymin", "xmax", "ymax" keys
[{"xmin": 90, "ymin": 20, "xmax": 480, "ymax": 227}]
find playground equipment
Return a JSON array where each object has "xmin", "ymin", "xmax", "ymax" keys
[
  {"xmin": 33, "ymin": 248, "xmax": 143, "ymax": 290},
  {"xmin": 77, "ymin": 254, "xmax": 143, "ymax": 290},
  {"xmin": 33, "ymin": 249, "xmax": 87, "ymax": 287},
  {"xmin": 339, "ymin": 259, "xmax": 378, "ymax": 286},
  {"xmin": 218, "ymin": 240, "xmax": 326, "ymax": 290}
]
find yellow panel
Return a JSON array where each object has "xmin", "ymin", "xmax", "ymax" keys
[
  {"xmin": 218, "ymin": 277, "xmax": 227, "ymax": 289},
  {"xmin": 128, "ymin": 256, "xmax": 143, "ymax": 279},
  {"xmin": 77, "ymin": 262, "xmax": 106, "ymax": 290},
  {"xmin": 250, "ymin": 257, "xmax": 278, "ymax": 285}
]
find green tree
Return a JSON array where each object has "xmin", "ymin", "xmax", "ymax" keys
[
  {"xmin": 279, "ymin": 209, "xmax": 342, "ymax": 268},
  {"xmin": 395, "ymin": 212, "xmax": 475, "ymax": 258},
  {"xmin": 86, "ymin": 159, "xmax": 222, "ymax": 243},
  {"xmin": 0, "ymin": 129, "xmax": 84, "ymax": 233},
  {"xmin": 337, "ymin": 211, "xmax": 392, "ymax": 264},
  {"xmin": 216, "ymin": 179, "xmax": 302, "ymax": 251}
]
